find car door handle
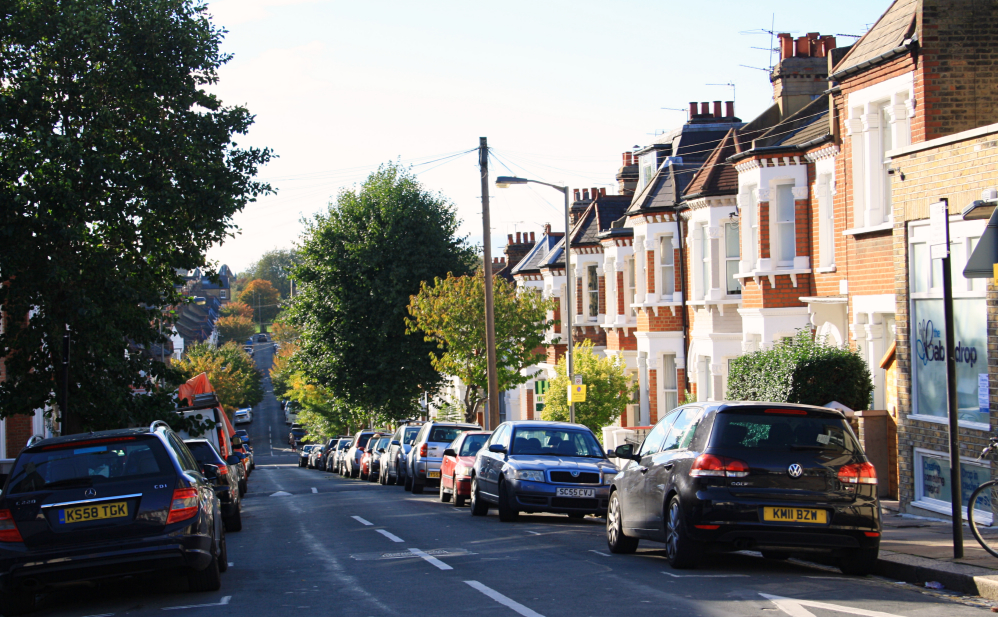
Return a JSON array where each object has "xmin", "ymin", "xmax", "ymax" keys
[
  {"xmin": 638, "ymin": 466, "xmax": 649, "ymax": 474},
  {"xmin": 662, "ymin": 463, "xmax": 674, "ymax": 470}
]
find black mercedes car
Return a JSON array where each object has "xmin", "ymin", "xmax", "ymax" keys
[
  {"xmin": 0, "ymin": 421, "xmax": 226, "ymax": 614},
  {"xmin": 605, "ymin": 402, "xmax": 880, "ymax": 575}
]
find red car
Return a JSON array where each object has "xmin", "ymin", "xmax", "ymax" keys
[
  {"xmin": 359, "ymin": 433, "xmax": 386, "ymax": 481},
  {"xmin": 439, "ymin": 431, "xmax": 491, "ymax": 506}
]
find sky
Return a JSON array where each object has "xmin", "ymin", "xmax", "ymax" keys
[{"xmin": 203, "ymin": 0, "xmax": 891, "ymax": 273}]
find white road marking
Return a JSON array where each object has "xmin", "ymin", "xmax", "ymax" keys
[
  {"xmin": 760, "ymin": 593, "xmax": 904, "ymax": 617},
  {"xmin": 525, "ymin": 530, "xmax": 541, "ymax": 535},
  {"xmin": 464, "ymin": 581, "xmax": 545, "ymax": 617},
  {"xmin": 352, "ymin": 516, "xmax": 373, "ymax": 526},
  {"xmin": 311, "ymin": 487, "xmax": 318, "ymax": 494},
  {"xmin": 269, "ymin": 425, "xmax": 273, "ymax": 457},
  {"xmin": 80, "ymin": 614, "xmax": 115, "ymax": 617},
  {"xmin": 162, "ymin": 596, "xmax": 231, "ymax": 610},
  {"xmin": 662, "ymin": 571, "xmax": 748, "ymax": 578},
  {"xmin": 589, "ymin": 550, "xmax": 610, "ymax": 556},
  {"xmin": 376, "ymin": 529, "xmax": 404, "ymax": 543},
  {"xmin": 409, "ymin": 547, "xmax": 453, "ymax": 570},
  {"xmin": 228, "ymin": 562, "xmax": 234, "ymax": 567},
  {"xmin": 270, "ymin": 491, "xmax": 292, "ymax": 497}
]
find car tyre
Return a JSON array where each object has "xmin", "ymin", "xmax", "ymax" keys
[
  {"xmin": 497, "ymin": 480, "xmax": 519, "ymax": 522},
  {"xmin": 411, "ymin": 478, "xmax": 424, "ymax": 494},
  {"xmin": 238, "ymin": 479, "xmax": 247, "ymax": 498},
  {"xmin": 0, "ymin": 588, "xmax": 36, "ymax": 616},
  {"xmin": 224, "ymin": 508, "xmax": 243, "ymax": 533},
  {"xmin": 838, "ymin": 548, "xmax": 878, "ymax": 576},
  {"xmin": 665, "ymin": 496, "xmax": 700, "ymax": 569},
  {"xmin": 404, "ymin": 473, "xmax": 413, "ymax": 492},
  {"xmin": 470, "ymin": 476, "xmax": 488, "ymax": 516},
  {"xmin": 188, "ymin": 542, "xmax": 222, "ymax": 592},
  {"xmin": 218, "ymin": 529, "xmax": 229, "ymax": 573},
  {"xmin": 606, "ymin": 492, "xmax": 639, "ymax": 554},
  {"xmin": 350, "ymin": 465, "xmax": 359, "ymax": 479},
  {"xmin": 455, "ymin": 493, "xmax": 467, "ymax": 507},
  {"xmin": 360, "ymin": 470, "xmax": 368, "ymax": 481},
  {"xmin": 379, "ymin": 467, "xmax": 388, "ymax": 485},
  {"xmin": 439, "ymin": 484, "xmax": 452, "ymax": 503}
]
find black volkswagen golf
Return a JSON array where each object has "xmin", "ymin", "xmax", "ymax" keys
[
  {"xmin": 606, "ymin": 402, "xmax": 880, "ymax": 575},
  {"xmin": 0, "ymin": 421, "xmax": 226, "ymax": 614}
]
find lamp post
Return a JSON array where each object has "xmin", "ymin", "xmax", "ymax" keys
[{"xmin": 495, "ymin": 176, "xmax": 575, "ymax": 424}]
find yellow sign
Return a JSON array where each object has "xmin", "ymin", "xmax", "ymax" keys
[
  {"xmin": 993, "ymin": 263, "xmax": 998, "ymax": 285},
  {"xmin": 569, "ymin": 384, "xmax": 587, "ymax": 402}
]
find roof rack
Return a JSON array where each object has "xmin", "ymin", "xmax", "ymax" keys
[
  {"xmin": 25, "ymin": 434, "xmax": 45, "ymax": 448},
  {"xmin": 149, "ymin": 420, "xmax": 172, "ymax": 432}
]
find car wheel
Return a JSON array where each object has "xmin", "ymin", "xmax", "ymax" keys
[
  {"xmin": 470, "ymin": 476, "xmax": 488, "ymax": 516},
  {"xmin": 0, "ymin": 588, "xmax": 36, "ymax": 615},
  {"xmin": 404, "ymin": 474, "xmax": 413, "ymax": 492},
  {"xmin": 239, "ymin": 479, "xmax": 247, "ymax": 498},
  {"xmin": 350, "ymin": 464, "xmax": 359, "ymax": 479},
  {"xmin": 664, "ymin": 496, "xmax": 699, "ymax": 569},
  {"xmin": 188, "ymin": 541, "xmax": 222, "ymax": 591},
  {"xmin": 360, "ymin": 470, "xmax": 368, "ymax": 481},
  {"xmin": 224, "ymin": 508, "xmax": 243, "ymax": 533},
  {"xmin": 218, "ymin": 529, "xmax": 229, "ymax": 573},
  {"xmin": 838, "ymin": 548, "xmax": 878, "ymax": 576},
  {"xmin": 370, "ymin": 468, "xmax": 380, "ymax": 483},
  {"xmin": 761, "ymin": 550, "xmax": 791, "ymax": 560},
  {"xmin": 455, "ymin": 493, "xmax": 467, "ymax": 507},
  {"xmin": 606, "ymin": 492, "xmax": 639, "ymax": 553},
  {"xmin": 497, "ymin": 480, "xmax": 519, "ymax": 522},
  {"xmin": 439, "ymin": 484, "xmax": 452, "ymax": 503},
  {"xmin": 411, "ymin": 478, "xmax": 424, "ymax": 494},
  {"xmin": 379, "ymin": 467, "xmax": 388, "ymax": 485}
]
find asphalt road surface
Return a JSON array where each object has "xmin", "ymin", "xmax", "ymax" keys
[{"xmin": 19, "ymin": 341, "xmax": 995, "ymax": 616}]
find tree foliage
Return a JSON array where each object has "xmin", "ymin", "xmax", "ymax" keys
[
  {"xmin": 175, "ymin": 342, "xmax": 263, "ymax": 413},
  {"xmin": 542, "ymin": 340, "xmax": 628, "ymax": 435},
  {"xmin": 726, "ymin": 329, "xmax": 873, "ymax": 411},
  {"xmin": 239, "ymin": 279, "xmax": 281, "ymax": 325},
  {"xmin": 407, "ymin": 271, "xmax": 552, "ymax": 422},
  {"xmin": 0, "ymin": 0, "xmax": 272, "ymax": 431},
  {"xmin": 270, "ymin": 320, "xmax": 300, "ymax": 345},
  {"xmin": 220, "ymin": 301, "xmax": 253, "ymax": 320},
  {"xmin": 241, "ymin": 249, "xmax": 298, "ymax": 300},
  {"xmin": 286, "ymin": 162, "xmax": 475, "ymax": 422},
  {"xmin": 215, "ymin": 315, "xmax": 256, "ymax": 346}
]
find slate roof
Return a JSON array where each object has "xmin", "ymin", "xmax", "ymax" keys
[
  {"xmin": 627, "ymin": 162, "xmax": 690, "ymax": 214},
  {"xmin": 511, "ymin": 232, "xmax": 564, "ymax": 276},
  {"xmin": 752, "ymin": 94, "xmax": 831, "ymax": 150},
  {"xmin": 832, "ymin": 0, "xmax": 917, "ymax": 77},
  {"xmin": 570, "ymin": 196, "xmax": 631, "ymax": 246}
]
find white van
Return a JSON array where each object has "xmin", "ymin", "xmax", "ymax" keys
[{"xmin": 285, "ymin": 401, "xmax": 298, "ymax": 426}]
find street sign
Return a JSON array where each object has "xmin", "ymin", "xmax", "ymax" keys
[
  {"xmin": 573, "ymin": 375, "xmax": 583, "ymax": 386},
  {"xmin": 929, "ymin": 200, "xmax": 950, "ymax": 259},
  {"xmin": 569, "ymin": 384, "xmax": 586, "ymax": 402}
]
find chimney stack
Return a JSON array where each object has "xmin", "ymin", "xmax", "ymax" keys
[
  {"xmin": 773, "ymin": 31, "xmax": 837, "ymax": 117},
  {"xmin": 713, "ymin": 101, "xmax": 722, "ymax": 117},
  {"xmin": 600, "ymin": 187, "xmax": 606, "ymax": 197},
  {"xmin": 725, "ymin": 101, "xmax": 734, "ymax": 117}
]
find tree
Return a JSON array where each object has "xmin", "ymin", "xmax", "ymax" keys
[
  {"xmin": 242, "ymin": 249, "xmax": 298, "ymax": 300},
  {"xmin": 175, "ymin": 342, "xmax": 263, "ymax": 413},
  {"xmin": 215, "ymin": 315, "xmax": 257, "ymax": 346},
  {"xmin": 0, "ymin": 0, "xmax": 272, "ymax": 432},
  {"xmin": 239, "ymin": 279, "xmax": 281, "ymax": 325},
  {"xmin": 407, "ymin": 271, "xmax": 553, "ymax": 422},
  {"xmin": 286, "ymin": 162, "xmax": 475, "ymax": 423},
  {"xmin": 543, "ymin": 340, "xmax": 629, "ymax": 435},
  {"xmin": 270, "ymin": 321, "xmax": 300, "ymax": 345},
  {"xmin": 220, "ymin": 301, "xmax": 253, "ymax": 320},
  {"xmin": 727, "ymin": 329, "xmax": 873, "ymax": 411}
]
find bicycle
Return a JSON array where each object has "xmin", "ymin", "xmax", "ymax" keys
[{"xmin": 967, "ymin": 435, "xmax": 998, "ymax": 557}]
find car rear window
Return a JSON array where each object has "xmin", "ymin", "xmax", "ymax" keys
[
  {"xmin": 186, "ymin": 441, "xmax": 225, "ymax": 466},
  {"xmin": 459, "ymin": 434, "xmax": 490, "ymax": 456},
  {"xmin": 430, "ymin": 427, "xmax": 472, "ymax": 443},
  {"xmin": 7, "ymin": 437, "xmax": 172, "ymax": 494},
  {"xmin": 356, "ymin": 434, "xmax": 373, "ymax": 448},
  {"xmin": 712, "ymin": 412, "xmax": 859, "ymax": 454},
  {"xmin": 338, "ymin": 440, "xmax": 351, "ymax": 449},
  {"xmin": 403, "ymin": 427, "xmax": 421, "ymax": 445}
]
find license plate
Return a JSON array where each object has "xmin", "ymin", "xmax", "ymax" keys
[
  {"xmin": 427, "ymin": 471, "xmax": 440, "ymax": 479},
  {"xmin": 556, "ymin": 487, "xmax": 595, "ymax": 498},
  {"xmin": 763, "ymin": 506, "xmax": 827, "ymax": 524},
  {"xmin": 59, "ymin": 501, "xmax": 129, "ymax": 524}
]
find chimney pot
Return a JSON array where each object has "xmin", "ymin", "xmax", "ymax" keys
[
  {"xmin": 725, "ymin": 101, "xmax": 734, "ymax": 117},
  {"xmin": 516, "ymin": 232, "xmax": 521, "ymax": 243},
  {"xmin": 796, "ymin": 35, "xmax": 810, "ymax": 58},
  {"xmin": 508, "ymin": 233, "xmax": 513, "ymax": 244},
  {"xmin": 700, "ymin": 102, "xmax": 710, "ymax": 116},
  {"xmin": 600, "ymin": 187, "xmax": 606, "ymax": 197},
  {"xmin": 779, "ymin": 33, "xmax": 794, "ymax": 60},
  {"xmin": 544, "ymin": 223, "xmax": 551, "ymax": 235},
  {"xmin": 689, "ymin": 102, "xmax": 698, "ymax": 117},
  {"xmin": 530, "ymin": 231, "xmax": 535, "ymax": 242},
  {"xmin": 582, "ymin": 189, "xmax": 589, "ymax": 200},
  {"xmin": 713, "ymin": 101, "xmax": 722, "ymax": 117},
  {"xmin": 574, "ymin": 189, "xmax": 580, "ymax": 200},
  {"xmin": 590, "ymin": 187, "xmax": 598, "ymax": 200}
]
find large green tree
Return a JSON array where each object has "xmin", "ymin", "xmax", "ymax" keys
[
  {"xmin": 175, "ymin": 342, "xmax": 263, "ymax": 413},
  {"xmin": 0, "ymin": 0, "xmax": 272, "ymax": 431},
  {"xmin": 286, "ymin": 163, "xmax": 475, "ymax": 422},
  {"xmin": 242, "ymin": 249, "xmax": 298, "ymax": 300},
  {"xmin": 238, "ymin": 278, "xmax": 281, "ymax": 324},
  {"xmin": 543, "ymin": 340, "xmax": 629, "ymax": 435},
  {"xmin": 407, "ymin": 271, "xmax": 553, "ymax": 423}
]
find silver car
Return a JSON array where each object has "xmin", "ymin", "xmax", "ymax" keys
[
  {"xmin": 406, "ymin": 422, "xmax": 480, "ymax": 494},
  {"xmin": 382, "ymin": 423, "xmax": 424, "ymax": 485}
]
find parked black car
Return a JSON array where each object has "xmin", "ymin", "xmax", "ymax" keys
[
  {"xmin": 0, "ymin": 422, "xmax": 226, "ymax": 614},
  {"xmin": 605, "ymin": 402, "xmax": 881, "ymax": 574},
  {"xmin": 382, "ymin": 422, "xmax": 424, "ymax": 486},
  {"xmin": 185, "ymin": 439, "xmax": 243, "ymax": 532},
  {"xmin": 470, "ymin": 421, "xmax": 614, "ymax": 520}
]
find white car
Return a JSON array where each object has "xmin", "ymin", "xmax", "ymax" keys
[
  {"xmin": 234, "ymin": 407, "xmax": 253, "ymax": 424},
  {"xmin": 285, "ymin": 402, "xmax": 298, "ymax": 426}
]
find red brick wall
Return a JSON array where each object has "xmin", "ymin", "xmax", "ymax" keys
[
  {"xmin": 606, "ymin": 328, "xmax": 637, "ymax": 351},
  {"xmin": 616, "ymin": 271, "xmax": 625, "ymax": 315},
  {"xmin": 649, "ymin": 369, "xmax": 658, "ymax": 424},
  {"xmin": 637, "ymin": 307, "xmax": 684, "ymax": 331},
  {"xmin": 646, "ymin": 250, "xmax": 655, "ymax": 294},
  {"xmin": 6, "ymin": 415, "xmax": 33, "ymax": 458},
  {"xmin": 576, "ymin": 277, "xmax": 583, "ymax": 316},
  {"xmin": 677, "ymin": 368, "xmax": 687, "ymax": 399},
  {"xmin": 546, "ymin": 344, "xmax": 567, "ymax": 365},
  {"xmin": 598, "ymin": 274, "xmax": 606, "ymax": 316},
  {"xmin": 741, "ymin": 274, "xmax": 811, "ymax": 310},
  {"xmin": 526, "ymin": 389, "xmax": 534, "ymax": 421},
  {"xmin": 759, "ymin": 199, "xmax": 771, "ymax": 259},
  {"xmin": 847, "ymin": 231, "xmax": 895, "ymax": 297},
  {"xmin": 673, "ymin": 248, "xmax": 682, "ymax": 293},
  {"xmin": 794, "ymin": 198, "xmax": 812, "ymax": 258}
]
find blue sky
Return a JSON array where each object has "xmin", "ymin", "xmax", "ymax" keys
[{"xmin": 204, "ymin": 0, "xmax": 890, "ymax": 272}]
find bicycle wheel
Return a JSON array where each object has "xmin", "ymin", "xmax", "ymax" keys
[{"xmin": 968, "ymin": 480, "xmax": 998, "ymax": 558}]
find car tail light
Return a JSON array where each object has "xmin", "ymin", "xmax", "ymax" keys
[
  {"xmin": 357, "ymin": 446, "xmax": 364, "ymax": 453},
  {"xmin": 690, "ymin": 454, "xmax": 750, "ymax": 478},
  {"xmin": 419, "ymin": 443, "xmax": 428, "ymax": 457},
  {"xmin": 864, "ymin": 531, "xmax": 880, "ymax": 537},
  {"xmin": 0, "ymin": 510, "xmax": 23, "ymax": 543},
  {"xmin": 166, "ymin": 488, "xmax": 199, "ymax": 524},
  {"xmin": 694, "ymin": 524, "xmax": 720, "ymax": 530},
  {"xmin": 217, "ymin": 464, "xmax": 228, "ymax": 475},
  {"xmin": 838, "ymin": 462, "xmax": 877, "ymax": 485}
]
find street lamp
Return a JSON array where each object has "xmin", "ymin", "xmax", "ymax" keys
[{"xmin": 495, "ymin": 176, "xmax": 575, "ymax": 424}]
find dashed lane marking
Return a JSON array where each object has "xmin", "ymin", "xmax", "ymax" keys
[
  {"xmin": 525, "ymin": 530, "xmax": 541, "ymax": 535},
  {"xmin": 662, "ymin": 571, "xmax": 748, "ymax": 578},
  {"xmin": 409, "ymin": 547, "xmax": 453, "ymax": 570},
  {"xmin": 269, "ymin": 491, "xmax": 292, "ymax": 497},
  {"xmin": 162, "ymin": 596, "xmax": 231, "ymax": 610},
  {"xmin": 376, "ymin": 529, "xmax": 404, "ymax": 543},
  {"xmin": 352, "ymin": 516, "xmax": 373, "ymax": 526},
  {"xmin": 311, "ymin": 487, "xmax": 318, "ymax": 493},
  {"xmin": 464, "ymin": 581, "xmax": 545, "ymax": 617},
  {"xmin": 589, "ymin": 550, "xmax": 610, "ymax": 556}
]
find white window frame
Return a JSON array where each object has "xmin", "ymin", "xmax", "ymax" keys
[
  {"xmin": 739, "ymin": 186, "xmax": 758, "ymax": 273},
  {"xmin": 659, "ymin": 235, "xmax": 674, "ymax": 301},
  {"xmin": 817, "ymin": 173, "xmax": 835, "ymax": 268},
  {"xmin": 771, "ymin": 183, "xmax": 796, "ymax": 267},
  {"xmin": 626, "ymin": 257, "xmax": 636, "ymax": 316},
  {"xmin": 723, "ymin": 222, "xmax": 740, "ymax": 296},
  {"xmin": 700, "ymin": 225, "xmax": 710, "ymax": 295},
  {"xmin": 586, "ymin": 264, "xmax": 599, "ymax": 321},
  {"xmin": 220, "ymin": 289, "xmax": 227, "ymax": 300},
  {"xmin": 661, "ymin": 354, "xmax": 679, "ymax": 413}
]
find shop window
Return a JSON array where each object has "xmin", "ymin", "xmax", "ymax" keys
[
  {"xmin": 659, "ymin": 236, "xmax": 674, "ymax": 299},
  {"xmin": 587, "ymin": 265, "xmax": 599, "ymax": 319},
  {"xmin": 724, "ymin": 222, "xmax": 740, "ymax": 295},
  {"xmin": 914, "ymin": 449, "xmax": 991, "ymax": 522}
]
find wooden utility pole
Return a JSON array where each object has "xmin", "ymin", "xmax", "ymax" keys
[{"xmin": 480, "ymin": 137, "xmax": 500, "ymax": 430}]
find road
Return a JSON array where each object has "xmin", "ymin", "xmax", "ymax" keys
[{"xmin": 19, "ymin": 341, "xmax": 994, "ymax": 617}]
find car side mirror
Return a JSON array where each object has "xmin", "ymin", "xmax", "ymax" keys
[
  {"xmin": 488, "ymin": 444, "xmax": 507, "ymax": 454},
  {"xmin": 443, "ymin": 448, "xmax": 456, "ymax": 457},
  {"xmin": 378, "ymin": 448, "xmax": 386, "ymax": 453},
  {"xmin": 614, "ymin": 444, "xmax": 638, "ymax": 460},
  {"xmin": 202, "ymin": 464, "xmax": 219, "ymax": 480},
  {"xmin": 391, "ymin": 440, "xmax": 401, "ymax": 446},
  {"xmin": 225, "ymin": 455, "xmax": 240, "ymax": 465}
]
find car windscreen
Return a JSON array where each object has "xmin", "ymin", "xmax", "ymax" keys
[
  {"xmin": 459, "ymin": 434, "xmax": 490, "ymax": 457},
  {"xmin": 356, "ymin": 434, "xmax": 373, "ymax": 448},
  {"xmin": 374, "ymin": 437, "xmax": 390, "ymax": 450},
  {"xmin": 403, "ymin": 427, "xmax": 421, "ymax": 445},
  {"xmin": 712, "ymin": 412, "xmax": 859, "ymax": 454},
  {"xmin": 7, "ymin": 437, "xmax": 173, "ymax": 494},
  {"xmin": 429, "ymin": 427, "xmax": 473, "ymax": 444},
  {"xmin": 510, "ymin": 429, "xmax": 604, "ymax": 458},
  {"xmin": 338, "ymin": 440, "xmax": 351, "ymax": 449},
  {"xmin": 186, "ymin": 441, "xmax": 225, "ymax": 466}
]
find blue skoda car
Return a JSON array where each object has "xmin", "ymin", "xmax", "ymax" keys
[{"xmin": 469, "ymin": 421, "xmax": 616, "ymax": 521}]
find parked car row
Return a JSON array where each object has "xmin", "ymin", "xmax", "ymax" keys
[{"xmin": 300, "ymin": 402, "xmax": 882, "ymax": 576}]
